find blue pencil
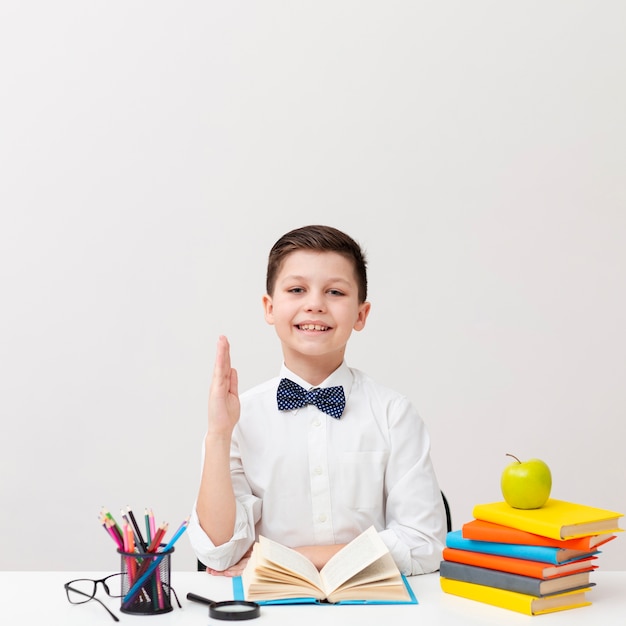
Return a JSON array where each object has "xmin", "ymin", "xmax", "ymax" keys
[{"xmin": 121, "ymin": 517, "xmax": 189, "ymax": 608}]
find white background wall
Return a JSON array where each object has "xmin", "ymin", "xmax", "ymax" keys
[{"xmin": 1, "ymin": 1, "xmax": 624, "ymax": 573}]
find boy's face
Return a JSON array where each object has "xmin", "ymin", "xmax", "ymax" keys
[{"xmin": 263, "ymin": 250, "xmax": 371, "ymax": 374}]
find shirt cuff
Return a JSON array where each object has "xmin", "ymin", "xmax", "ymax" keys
[
  {"xmin": 188, "ymin": 498, "xmax": 258, "ymax": 571},
  {"xmin": 379, "ymin": 527, "xmax": 444, "ymax": 576},
  {"xmin": 378, "ymin": 528, "xmax": 414, "ymax": 576}
]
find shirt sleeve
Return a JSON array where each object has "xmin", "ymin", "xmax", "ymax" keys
[
  {"xmin": 378, "ymin": 395, "xmax": 447, "ymax": 575},
  {"xmin": 187, "ymin": 436, "xmax": 262, "ymax": 571}
]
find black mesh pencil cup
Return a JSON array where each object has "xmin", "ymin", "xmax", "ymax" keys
[{"xmin": 118, "ymin": 546, "xmax": 174, "ymax": 615}]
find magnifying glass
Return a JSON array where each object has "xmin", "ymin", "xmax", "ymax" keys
[{"xmin": 186, "ymin": 592, "xmax": 261, "ymax": 621}]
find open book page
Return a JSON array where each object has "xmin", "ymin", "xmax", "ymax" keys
[
  {"xmin": 242, "ymin": 540, "xmax": 326, "ymax": 601},
  {"xmin": 257, "ymin": 535, "xmax": 324, "ymax": 590},
  {"xmin": 327, "ymin": 551, "xmax": 411, "ymax": 603},
  {"xmin": 319, "ymin": 525, "xmax": 390, "ymax": 593}
]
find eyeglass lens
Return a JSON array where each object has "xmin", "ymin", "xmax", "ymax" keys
[{"xmin": 66, "ymin": 573, "xmax": 124, "ymax": 603}]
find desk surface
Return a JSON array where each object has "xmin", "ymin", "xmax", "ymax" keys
[{"xmin": 2, "ymin": 570, "xmax": 625, "ymax": 625}]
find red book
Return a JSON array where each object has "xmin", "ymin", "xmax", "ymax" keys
[{"xmin": 462, "ymin": 519, "xmax": 616, "ymax": 551}]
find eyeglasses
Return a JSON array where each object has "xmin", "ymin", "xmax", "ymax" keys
[
  {"xmin": 64, "ymin": 573, "xmax": 181, "ymax": 621},
  {"xmin": 64, "ymin": 573, "xmax": 123, "ymax": 622}
]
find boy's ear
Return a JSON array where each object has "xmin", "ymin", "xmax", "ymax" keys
[
  {"xmin": 353, "ymin": 301, "xmax": 371, "ymax": 332},
  {"xmin": 262, "ymin": 294, "xmax": 275, "ymax": 325}
]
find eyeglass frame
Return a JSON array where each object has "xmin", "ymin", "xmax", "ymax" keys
[{"xmin": 64, "ymin": 572, "xmax": 181, "ymax": 621}]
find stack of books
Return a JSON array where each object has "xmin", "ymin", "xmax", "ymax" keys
[{"xmin": 440, "ymin": 499, "xmax": 623, "ymax": 616}]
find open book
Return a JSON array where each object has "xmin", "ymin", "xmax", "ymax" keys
[{"xmin": 235, "ymin": 525, "xmax": 416, "ymax": 605}]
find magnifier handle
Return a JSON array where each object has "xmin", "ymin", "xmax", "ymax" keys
[{"xmin": 186, "ymin": 592, "xmax": 215, "ymax": 606}]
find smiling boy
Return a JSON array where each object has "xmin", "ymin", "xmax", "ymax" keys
[{"xmin": 188, "ymin": 225, "xmax": 447, "ymax": 576}]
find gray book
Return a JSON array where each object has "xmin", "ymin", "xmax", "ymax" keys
[{"xmin": 439, "ymin": 560, "xmax": 594, "ymax": 597}]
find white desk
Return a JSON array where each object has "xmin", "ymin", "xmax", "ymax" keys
[{"xmin": 2, "ymin": 571, "xmax": 625, "ymax": 625}]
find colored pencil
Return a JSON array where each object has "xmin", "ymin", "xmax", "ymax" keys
[
  {"xmin": 156, "ymin": 572, "xmax": 165, "ymax": 609},
  {"xmin": 122, "ymin": 522, "xmax": 129, "ymax": 552},
  {"xmin": 149, "ymin": 508, "xmax": 156, "ymax": 541},
  {"xmin": 147, "ymin": 523, "xmax": 168, "ymax": 553},
  {"xmin": 127, "ymin": 506, "xmax": 148, "ymax": 551},
  {"xmin": 102, "ymin": 517, "xmax": 124, "ymax": 550},
  {"xmin": 101, "ymin": 508, "xmax": 123, "ymax": 543},
  {"xmin": 121, "ymin": 523, "xmax": 137, "ymax": 584},
  {"xmin": 144, "ymin": 508, "xmax": 152, "ymax": 544},
  {"xmin": 147, "ymin": 516, "xmax": 166, "ymax": 608}
]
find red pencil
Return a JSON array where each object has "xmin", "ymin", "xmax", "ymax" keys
[{"xmin": 147, "ymin": 523, "xmax": 168, "ymax": 553}]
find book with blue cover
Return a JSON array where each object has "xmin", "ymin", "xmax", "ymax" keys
[
  {"xmin": 232, "ymin": 525, "xmax": 417, "ymax": 605},
  {"xmin": 445, "ymin": 530, "xmax": 599, "ymax": 564}
]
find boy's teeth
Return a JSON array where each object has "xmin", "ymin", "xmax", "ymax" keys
[{"xmin": 300, "ymin": 324, "xmax": 328, "ymax": 331}]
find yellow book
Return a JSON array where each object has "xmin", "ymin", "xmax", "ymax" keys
[
  {"xmin": 472, "ymin": 499, "xmax": 623, "ymax": 540},
  {"xmin": 440, "ymin": 577, "xmax": 592, "ymax": 615}
]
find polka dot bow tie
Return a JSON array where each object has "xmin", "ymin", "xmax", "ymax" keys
[{"xmin": 276, "ymin": 378, "xmax": 346, "ymax": 419}]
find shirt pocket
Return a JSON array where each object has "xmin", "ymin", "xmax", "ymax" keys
[{"xmin": 339, "ymin": 450, "xmax": 388, "ymax": 510}]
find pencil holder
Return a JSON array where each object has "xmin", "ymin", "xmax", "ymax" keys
[{"xmin": 118, "ymin": 545, "xmax": 174, "ymax": 615}]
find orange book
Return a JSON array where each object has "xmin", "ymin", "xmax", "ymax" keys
[
  {"xmin": 442, "ymin": 547, "xmax": 597, "ymax": 580},
  {"xmin": 462, "ymin": 519, "xmax": 616, "ymax": 551}
]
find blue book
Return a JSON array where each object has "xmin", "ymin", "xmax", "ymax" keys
[{"xmin": 445, "ymin": 530, "xmax": 599, "ymax": 564}]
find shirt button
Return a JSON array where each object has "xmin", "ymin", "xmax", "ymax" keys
[
  {"xmin": 312, "ymin": 418, "xmax": 321, "ymax": 427},
  {"xmin": 313, "ymin": 466, "xmax": 323, "ymax": 475},
  {"xmin": 318, "ymin": 514, "xmax": 327, "ymax": 523}
]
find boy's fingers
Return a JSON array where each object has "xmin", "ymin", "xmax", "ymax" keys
[
  {"xmin": 211, "ymin": 336, "xmax": 232, "ymax": 391},
  {"xmin": 230, "ymin": 368, "xmax": 239, "ymax": 397}
]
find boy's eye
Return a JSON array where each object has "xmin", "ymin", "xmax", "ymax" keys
[
  {"xmin": 288, "ymin": 287, "xmax": 305, "ymax": 294},
  {"xmin": 328, "ymin": 289, "xmax": 345, "ymax": 296}
]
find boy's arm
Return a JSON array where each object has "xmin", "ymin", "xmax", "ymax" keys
[
  {"xmin": 204, "ymin": 546, "xmax": 253, "ymax": 577},
  {"xmin": 381, "ymin": 398, "xmax": 447, "ymax": 575},
  {"xmin": 195, "ymin": 335, "xmax": 241, "ymax": 546}
]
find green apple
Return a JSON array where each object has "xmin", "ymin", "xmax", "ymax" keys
[{"xmin": 501, "ymin": 454, "xmax": 552, "ymax": 509}]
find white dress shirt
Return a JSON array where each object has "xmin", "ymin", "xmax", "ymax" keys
[{"xmin": 188, "ymin": 361, "xmax": 447, "ymax": 576}]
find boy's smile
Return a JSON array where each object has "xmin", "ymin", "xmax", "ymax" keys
[
  {"xmin": 262, "ymin": 250, "xmax": 371, "ymax": 384},
  {"xmin": 297, "ymin": 324, "xmax": 330, "ymax": 332}
]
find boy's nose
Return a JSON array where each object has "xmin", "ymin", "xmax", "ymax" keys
[
  {"xmin": 305, "ymin": 303, "xmax": 325, "ymax": 313},
  {"xmin": 304, "ymin": 294, "xmax": 326, "ymax": 312}
]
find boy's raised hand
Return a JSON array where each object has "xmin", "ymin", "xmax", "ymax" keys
[
  {"xmin": 207, "ymin": 335, "xmax": 240, "ymax": 435},
  {"xmin": 197, "ymin": 335, "xmax": 240, "ymax": 547}
]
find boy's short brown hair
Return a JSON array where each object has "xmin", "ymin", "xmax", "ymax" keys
[{"xmin": 266, "ymin": 225, "xmax": 368, "ymax": 303}]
